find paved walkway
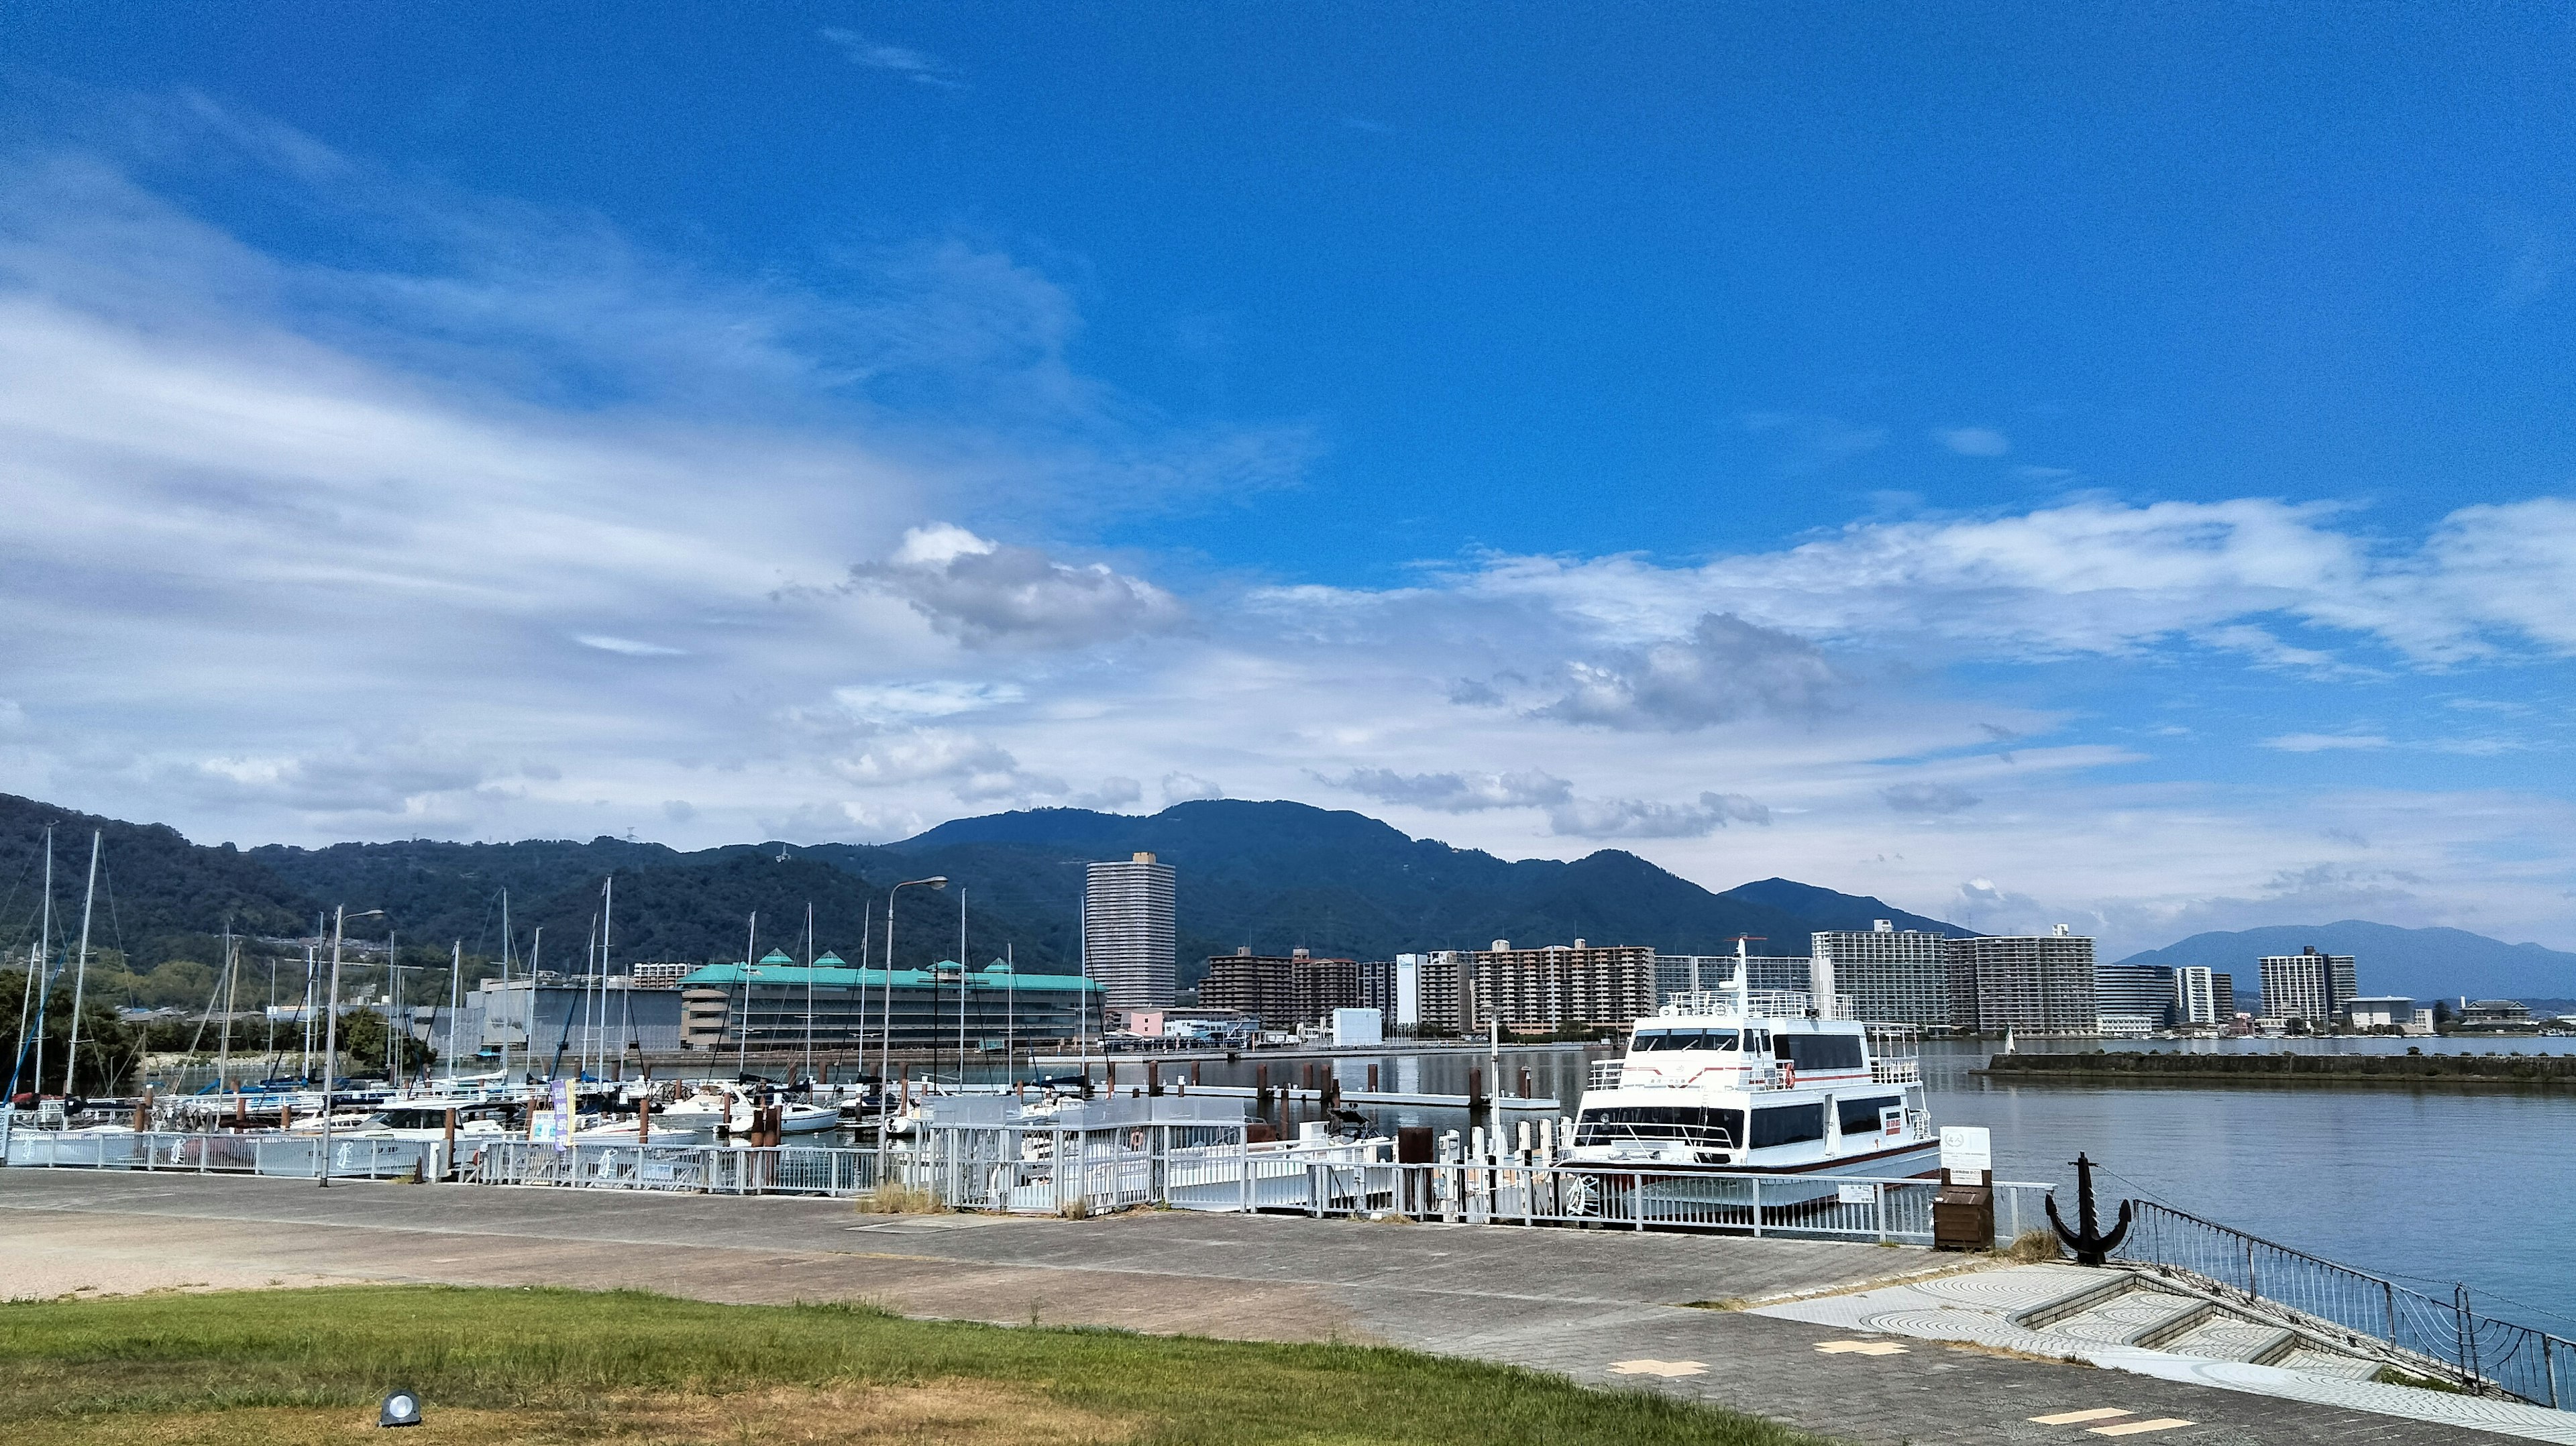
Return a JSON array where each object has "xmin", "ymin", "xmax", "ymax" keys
[{"xmin": 0, "ymin": 1170, "xmax": 2512, "ymax": 1445}]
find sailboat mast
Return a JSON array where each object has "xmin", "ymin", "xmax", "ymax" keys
[
  {"xmin": 62, "ymin": 830, "xmax": 99, "ymax": 1097},
  {"xmin": 20, "ymin": 826, "xmax": 51, "ymax": 1099},
  {"xmin": 447, "ymin": 940, "xmax": 462, "ymax": 1078},
  {"xmin": 803, "ymin": 901, "xmax": 814, "ymax": 1084},
  {"xmin": 497, "ymin": 890, "xmax": 513, "ymax": 1082},
  {"xmin": 216, "ymin": 926, "xmax": 235, "ymax": 1093}
]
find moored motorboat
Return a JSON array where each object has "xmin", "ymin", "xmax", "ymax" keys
[{"xmin": 1562, "ymin": 970, "xmax": 1937, "ymax": 1215}]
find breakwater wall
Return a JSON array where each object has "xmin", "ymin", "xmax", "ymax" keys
[{"xmin": 1978, "ymin": 1050, "xmax": 2576, "ymax": 1089}]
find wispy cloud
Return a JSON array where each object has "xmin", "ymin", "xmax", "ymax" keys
[
  {"xmin": 2262, "ymin": 733, "xmax": 2394, "ymax": 753},
  {"xmin": 819, "ymin": 28, "xmax": 964, "ymax": 89},
  {"xmin": 1934, "ymin": 426, "xmax": 2010, "ymax": 457}
]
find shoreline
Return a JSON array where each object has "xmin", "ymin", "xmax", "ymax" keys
[{"xmin": 1973, "ymin": 1050, "xmax": 2576, "ymax": 1092}]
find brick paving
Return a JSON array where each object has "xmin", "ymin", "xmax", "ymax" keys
[{"xmin": 0, "ymin": 1170, "xmax": 2504, "ymax": 1443}]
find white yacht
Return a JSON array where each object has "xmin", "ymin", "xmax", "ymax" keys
[{"xmin": 1565, "ymin": 982, "xmax": 1935, "ymax": 1180}]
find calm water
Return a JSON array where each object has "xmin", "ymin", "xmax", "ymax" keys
[{"xmin": 1053, "ymin": 1035, "xmax": 2576, "ymax": 1328}]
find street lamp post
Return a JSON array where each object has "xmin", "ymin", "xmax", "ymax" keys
[
  {"xmin": 880, "ymin": 877, "xmax": 947, "ymax": 1110},
  {"xmin": 317, "ymin": 905, "xmax": 384, "ymax": 1188}
]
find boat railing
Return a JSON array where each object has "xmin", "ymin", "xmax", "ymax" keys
[
  {"xmin": 1653, "ymin": 990, "xmax": 1854, "ymax": 1019},
  {"xmin": 1870, "ymin": 1057, "xmax": 1923, "ymax": 1084},
  {"xmin": 1574, "ymin": 1121, "xmax": 1737, "ymax": 1149},
  {"xmin": 1587, "ymin": 1059, "xmax": 1623, "ymax": 1089}
]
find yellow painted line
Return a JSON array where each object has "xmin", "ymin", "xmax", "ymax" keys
[
  {"xmin": 2089, "ymin": 1419, "xmax": 2195, "ymax": 1437},
  {"xmin": 1606, "ymin": 1358, "xmax": 1707, "ymax": 1378},
  {"xmin": 2031, "ymin": 1408, "xmax": 2133, "ymax": 1425},
  {"xmin": 1813, "ymin": 1339, "xmax": 1910, "ymax": 1355}
]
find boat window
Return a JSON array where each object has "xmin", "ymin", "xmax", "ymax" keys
[
  {"xmin": 1632, "ymin": 1030, "xmax": 1739, "ymax": 1052},
  {"xmin": 1574, "ymin": 1105, "xmax": 1745, "ymax": 1147},
  {"xmin": 1836, "ymin": 1095, "xmax": 1902, "ymax": 1137},
  {"xmin": 1750, "ymin": 1103, "xmax": 1825, "ymax": 1148},
  {"xmin": 1774, "ymin": 1032, "xmax": 1865, "ymax": 1072}
]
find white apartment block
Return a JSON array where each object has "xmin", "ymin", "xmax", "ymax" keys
[
  {"xmin": 2171, "ymin": 965, "xmax": 2220, "ymax": 1026},
  {"xmin": 1811, "ymin": 922, "xmax": 1951, "ymax": 1026},
  {"xmin": 1082, "ymin": 852, "xmax": 1177, "ymax": 1010},
  {"xmin": 2259, "ymin": 946, "xmax": 2355, "ymax": 1025},
  {"xmin": 1947, "ymin": 926, "xmax": 2098, "ymax": 1036},
  {"xmin": 1436, "ymin": 939, "xmax": 1656, "ymax": 1032}
]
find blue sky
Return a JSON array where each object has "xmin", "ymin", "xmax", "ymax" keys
[{"xmin": 1, "ymin": 5, "xmax": 2572, "ymax": 954}]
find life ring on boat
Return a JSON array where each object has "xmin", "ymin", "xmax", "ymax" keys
[
  {"xmin": 1126, "ymin": 1127, "xmax": 1147, "ymax": 1151},
  {"xmin": 1780, "ymin": 1062, "xmax": 1797, "ymax": 1089}
]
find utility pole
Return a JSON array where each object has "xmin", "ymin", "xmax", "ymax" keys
[
  {"xmin": 883, "ymin": 878, "xmax": 948, "ymax": 1099},
  {"xmin": 957, "ymin": 885, "xmax": 968, "ymax": 1087},
  {"xmin": 737, "ymin": 913, "xmax": 755, "ymax": 1078}
]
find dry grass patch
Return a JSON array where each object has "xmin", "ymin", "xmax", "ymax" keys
[
  {"xmin": 851, "ymin": 1184, "xmax": 945, "ymax": 1215},
  {"xmin": 8, "ymin": 1382, "xmax": 1132, "ymax": 1446}
]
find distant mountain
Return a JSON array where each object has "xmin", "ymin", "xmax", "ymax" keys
[
  {"xmin": 0, "ymin": 793, "xmax": 1973, "ymax": 994},
  {"xmin": 1717, "ymin": 878, "xmax": 1974, "ymax": 939},
  {"xmin": 880, "ymin": 800, "xmax": 1966, "ymax": 986},
  {"xmin": 2120, "ymin": 921, "xmax": 2576, "ymax": 1003}
]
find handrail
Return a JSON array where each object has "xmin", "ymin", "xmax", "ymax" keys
[{"xmin": 2118, "ymin": 1199, "xmax": 2574, "ymax": 1407}]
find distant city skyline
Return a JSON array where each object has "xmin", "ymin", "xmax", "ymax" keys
[{"xmin": 1, "ymin": 9, "xmax": 2572, "ymax": 958}]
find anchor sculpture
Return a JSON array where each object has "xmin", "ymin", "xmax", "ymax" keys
[{"xmin": 2044, "ymin": 1152, "xmax": 2132, "ymax": 1266}]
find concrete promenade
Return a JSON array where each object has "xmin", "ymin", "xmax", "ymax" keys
[{"xmin": 0, "ymin": 1170, "xmax": 2498, "ymax": 1445}]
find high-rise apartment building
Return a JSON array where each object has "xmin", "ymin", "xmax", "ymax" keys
[
  {"xmin": 1435, "ymin": 940, "xmax": 1655, "ymax": 1032},
  {"xmin": 1200, "ymin": 947, "xmax": 1359, "ymax": 1029},
  {"xmin": 1358, "ymin": 952, "xmax": 1459, "ymax": 1034},
  {"xmin": 1082, "ymin": 852, "xmax": 1176, "ymax": 1010},
  {"xmin": 2171, "ymin": 965, "xmax": 2220, "ymax": 1026},
  {"xmin": 1947, "ymin": 926, "xmax": 2098, "ymax": 1035},
  {"xmin": 1653, "ymin": 953, "xmax": 1812, "ymax": 1003},
  {"xmin": 2212, "ymin": 972, "xmax": 2237, "ymax": 1019},
  {"xmin": 1811, "ymin": 922, "xmax": 1952, "ymax": 1025},
  {"xmin": 2258, "ymin": 946, "xmax": 2355, "ymax": 1026},
  {"xmin": 2094, "ymin": 962, "xmax": 2177, "ymax": 1030}
]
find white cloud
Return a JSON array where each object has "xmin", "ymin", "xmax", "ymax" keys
[
  {"xmin": 818, "ymin": 28, "xmax": 963, "ymax": 88},
  {"xmin": 575, "ymin": 634, "xmax": 686, "ymax": 657},
  {"xmin": 832, "ymin": 681, "xmax": 1024, "ymax": 720},
  {"xmin": 1329, "ymin": 768, "xmax": 1573, "ymax": 812},
  {"xmin": 1540, "ymin": 614, "xmax": 1838, "ymax": 730},
  {"xmin": 1882, "ymin": 782, "xmax": 1981, "ymax": 814},
  {"xmin": 1161, "ymin": 772, "xmax": 1224, "ymax": 804},
  {"xmin": 1935, "ymin": 426, "xmax": 2010, "ymax": 457},
  {"xmin": 2262, "ymin": 733, "xmax": 2393, "ymax": 753},
  {"xmin": 849, "ymin": 524, "xmax": 1185, "ymax": 649},
  {"xmin": 1547, "ymin": 791, "xmax": 1771, "ymax": 839}
]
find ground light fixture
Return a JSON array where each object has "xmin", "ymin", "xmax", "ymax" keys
[{"xmin": 379, "ymin": 1388, "xmax": 423, "ymax": 1427}]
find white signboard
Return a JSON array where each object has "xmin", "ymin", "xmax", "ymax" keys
[
  {"xmin": 1939, "ymin": 1125, "xmax": 1992, "ymax": 1182},
  {"xmin": 1837, "ymin": 1181, "xmax": 1880, "ymax": 1207}
]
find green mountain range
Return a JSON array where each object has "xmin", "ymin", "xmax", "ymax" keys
[
  {"xmin": 0, "ymin": 794, "xmax": 1962, "ymax": 1001},
  {"xmin": 9, "ymin": 791, "xmax": 2569, "ymax": 1007}
]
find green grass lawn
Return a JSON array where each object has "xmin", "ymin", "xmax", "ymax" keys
[{"xmin": 0, "ymin": 1285, "xmax": 1827, "ymax": 1445}]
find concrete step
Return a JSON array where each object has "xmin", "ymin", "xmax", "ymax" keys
[
  {"xmin": 2277, "ymin": 1345, "xmax": 2387, "ymax": 1382},
  {"xmin": 2044, "ymin": 1288, "xmax": 2208, "ymax": 1348},
  {"xmin": 2166, "ymin": 1315, "xmax": 2298, "ymax": 1364}
]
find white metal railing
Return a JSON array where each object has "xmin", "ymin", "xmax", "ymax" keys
[
  {"xmin": 1871, "ymin": 1057, "xmax": 1923, "ymax": 1084},
  {"xmin": 471, "ymin": 1142, "xmax": 883, "ymax": 1197},
  {"xmin": 2, "ymin": 1129, "xmax": 451, "ymax": 1181},
  {"xmin": 1588, "ymin": 1059, "xmax": 1623, "ymax": 1089}
]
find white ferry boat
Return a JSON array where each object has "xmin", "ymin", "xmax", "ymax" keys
[{"xmin": 1564, "ymin": 981, "xmax": 1935, "ymax": 1182}]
